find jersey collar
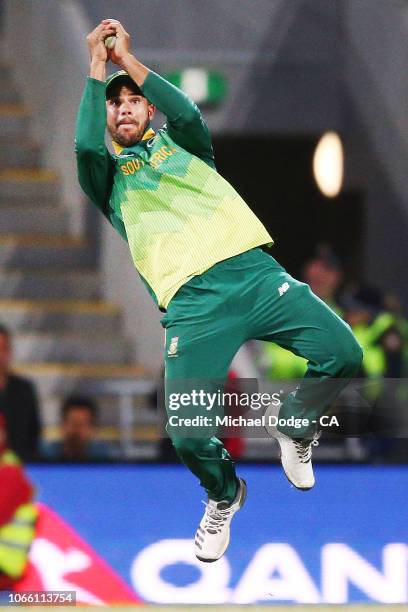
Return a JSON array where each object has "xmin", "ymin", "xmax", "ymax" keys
[{"xmin": 112, "ymin": 127, "xmax": 155, "ymax": 155}]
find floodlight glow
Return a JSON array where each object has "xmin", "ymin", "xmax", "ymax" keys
[
  {"xmin": 180, "ymin": 68, "xmax": 208, "ymax": 103},
  {"xmin": 313, "ymin": 131, "xmax": 344, "ymax": 198}
]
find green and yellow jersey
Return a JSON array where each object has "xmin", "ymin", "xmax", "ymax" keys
[{"xmin": 75, "ymin": 70, "xmax": 273, "ymax": 309}]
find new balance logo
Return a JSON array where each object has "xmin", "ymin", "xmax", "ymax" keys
[
  {"xmin": 278, "ymin": 282, "xmax": 290, "ymax": 296},
  {"xmin": 168, "ymin": 337, "xmax": 179, "ymax": 357}
]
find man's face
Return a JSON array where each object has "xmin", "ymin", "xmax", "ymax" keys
[
  {"xmin": 0, "ymin": 333, "xmax": 11, "ymax": 373},
  {"xmin": 62, "ymin": 407, "xmax": 95, "ymax": 445},
  {"xmin": 303, "ymin": 259, "xmax": 342, "ymax": 301},
  {"xmin": 106, "ymin": 85, "xmax": 155, "ymax": 147}
]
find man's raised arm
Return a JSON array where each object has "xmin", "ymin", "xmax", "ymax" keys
[
  {"xmin": 75, "ymin": 22, "xmax": 116, "ymax": 215},
  {"xmin": 102, "ymin": 19, "xmax": 214, "ymax": 165}
]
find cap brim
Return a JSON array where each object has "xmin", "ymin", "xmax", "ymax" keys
[{"xmin": 105, "ymin": 71, "xmax": 144, "ymax": 99}]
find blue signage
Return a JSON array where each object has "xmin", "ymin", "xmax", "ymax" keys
[{"xmin": 27, "ymin": 464, "xmax": 408, "ymax": 605}]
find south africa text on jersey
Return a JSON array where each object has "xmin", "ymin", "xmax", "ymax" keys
[{"xmin": 120, "ymin": 145, "xmax": 178, "ymax": 174}]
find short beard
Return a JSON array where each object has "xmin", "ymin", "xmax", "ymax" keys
[{"xmin": 109, "ymin": 118, "xmax": 150, "ymax": 148}]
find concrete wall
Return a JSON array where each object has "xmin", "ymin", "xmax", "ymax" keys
[
  {"xmin": 344, "ymin": 0, "xmax": 408, "ymax": 203},
  {"xmin": 342, "ymin": 0, "xmax": 408, "ymax": 305},
  {"xmin": 3, "ymin": 0, "xmax": 90, "ymax": 236}
]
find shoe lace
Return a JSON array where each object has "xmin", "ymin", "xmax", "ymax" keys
[
  {"xmin": 201, "ymin": 501, "xmax": 232, "ymax": 535},
  {"xmin": 294, "ymin": 432, "xmax": 320, "ymax": 463}
]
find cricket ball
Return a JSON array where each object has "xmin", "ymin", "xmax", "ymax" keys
[{"xmin": 104, "ymin": 36, "xmax": 116, "ymax": 50}]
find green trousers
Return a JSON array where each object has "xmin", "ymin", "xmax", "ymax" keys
[{"xmin": 161, "ymin": 248, "xmax": 363, "ymax": 503}]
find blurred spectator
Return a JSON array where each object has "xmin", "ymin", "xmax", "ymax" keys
[
  {"xmin": 0, "ymin": 414, "xmax": 38, "ymax": 590},
  {"xmin": 42, "ymin": 395, "xmax": 114, "ymax": 461},
  {"xmin": 302, "ymin": 245, "xmax": 344, "ymax": 315},
  {"xmin": 342, "ymin": 289, "xmax": 406, "ymax": 378},
  {"xmin": 341, "ymin": 288, "xmax": 408, "ymax": 461},
  {"xmin": 0, "ymin": 324, "xmax": 41, "ymax": 461}
]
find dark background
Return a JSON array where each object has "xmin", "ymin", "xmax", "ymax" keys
[{"xmin": 214, "ymin": 136, "xmax": 363, "ymax": 279}]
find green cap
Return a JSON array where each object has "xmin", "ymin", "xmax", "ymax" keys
[{"xmin": 105, "ymin": 70, "xmax": 144, "ymax": 99}]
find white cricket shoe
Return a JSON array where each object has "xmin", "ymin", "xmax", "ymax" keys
[
  {"xmin": 195, "ymin": 478, "xmax": 247, "ymax": 562},
  {"xmin": 275, "ymin": 430, "xmax": 320, "ymax": 490},
  {"xmin": 265, "ymin": 405, "xmax": 320, "ymax": 490}
]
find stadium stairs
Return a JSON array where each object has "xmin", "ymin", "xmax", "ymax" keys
[{"xmin": 0, "ymin": 63, "xmax": 157, "ymax": 456}]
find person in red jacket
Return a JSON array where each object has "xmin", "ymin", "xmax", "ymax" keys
[{"xmin": 0, "ymin": 414, "xmax": 37, "ymax": 590}]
